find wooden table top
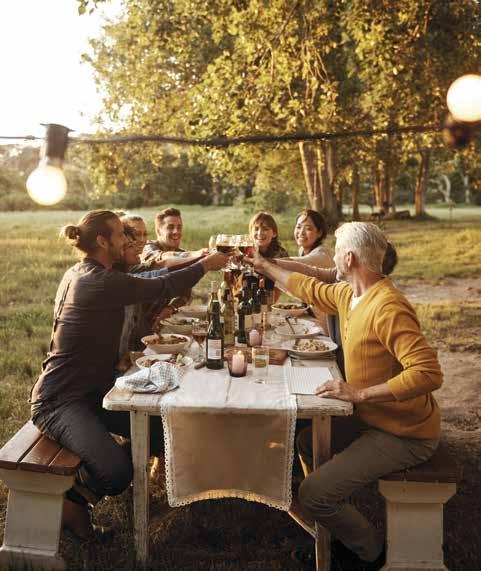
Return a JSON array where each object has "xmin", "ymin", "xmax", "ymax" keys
[{"xmin": 104, "ymin": 357, "xmax": 353, "ymax": 418}]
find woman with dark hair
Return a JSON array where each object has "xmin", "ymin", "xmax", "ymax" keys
[
  {"xmin": 288, "ymin": 209, "xmax": 333, "ymax": 267},
  {"xmin": 249, "ymin": 211, "xmax": 289, "ymax": 259}
]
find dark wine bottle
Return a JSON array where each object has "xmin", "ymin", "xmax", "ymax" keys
[
  {"xmin": 250, "ymin": 278, "xmax": 261, "ymax": 330},
  {"xmin": 236, "ymin": 288, "xmax": 248, "ymax": 346},
  {"xmin": 221, "ymin": 287, "xmax": 235, "ymax": 347},
  {"xmin": 239, "ymin": 279, "xmax": 253, "ymax": 334},
  {"xmin": 206, "ymin": 299, "xmax": 224, "ymax": 369},
  {"xmin": 257, "ymin": 278, "xmax": 269, "ymax": 331},
  {"xmin": 207, "ymin": 280, "xmax": 218, "ymax": 322}
]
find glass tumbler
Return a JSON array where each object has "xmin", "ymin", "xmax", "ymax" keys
[{"xmin": 252, "ymin": 346, "xmax": 269, "ymax": 384}]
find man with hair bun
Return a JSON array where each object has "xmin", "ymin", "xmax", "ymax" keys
[
  {"xmin": 30, "ymin": 210, "xmax": 228, "ymax": 539},
  {"xmin": 251, "ymin": 221, "xmax": 442, "ymax": 570}
]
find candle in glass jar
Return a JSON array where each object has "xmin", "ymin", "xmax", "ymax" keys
[
  {"xmin": 231, "ymin": 351, "xmax": 246, "ymax": 374},
  {"xmin": 249, "ymin": 329, "xmax": 262, "ymax": 347}
]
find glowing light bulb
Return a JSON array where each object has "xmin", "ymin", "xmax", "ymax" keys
[
  {"xmin": 446, "ymin": 74, "xmax": 481, "ymax": 123},
  {"xmin": 26, "ymin": 161, "xmax": 67, "ymax": 205},
  {"xmin": 26, "ymin": 124, "xmax": 71, "ymax": 206}
]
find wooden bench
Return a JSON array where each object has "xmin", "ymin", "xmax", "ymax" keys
[
  {"xmin": 378, "ymin": 443, "xmax": 462, "ymax": 571},
  {"xmin": 0, "ymin": 421, "xmax": 81, "ymax": 571}
]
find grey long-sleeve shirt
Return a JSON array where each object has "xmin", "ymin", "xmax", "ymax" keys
[{"xmin": 31, "ymin": 257, "xmax": 204, "ymax": 410}]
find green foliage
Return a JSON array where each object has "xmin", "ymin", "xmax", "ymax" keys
[{"xmin": 75, "ymin": 0, "xmax": 481, "ymax": 220}]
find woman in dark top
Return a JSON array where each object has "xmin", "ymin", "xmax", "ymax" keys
[{"xmin": 30, "ymin": 210, "xmax": 228, "ymax": 538}]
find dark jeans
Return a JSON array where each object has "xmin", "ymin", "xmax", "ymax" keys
[{"xmin": 32, "ymin": 397, "xmax": 164, "ymax": 500}]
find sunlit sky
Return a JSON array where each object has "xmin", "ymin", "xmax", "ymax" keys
[{"xmin": 0, "ymin": 0, "xmax": 122, "ymax": 139}]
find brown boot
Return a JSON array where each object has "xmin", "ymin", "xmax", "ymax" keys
[
  {"xmin": 62, "ymin": 498, "xmax": 93, "ymax": 539},
  {"xmin": 62, "ymin": 499, "xmax": 111, "ymax": 542}
]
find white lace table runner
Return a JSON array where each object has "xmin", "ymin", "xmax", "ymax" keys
[{"xmin": 160, "ymin": 363, "xmax": 297, "ymax": 511}]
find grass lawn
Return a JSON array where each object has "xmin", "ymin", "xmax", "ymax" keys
[{"xmin": 0, "ymin": 204, "xmax": 480, "ymax": 570}]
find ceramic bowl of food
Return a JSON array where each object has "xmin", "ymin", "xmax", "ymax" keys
[
  {"xmin": 270, "ymin": 302, "xmax": 308, "ymax": 318},
  {"xmin": 141, "ymin": 333, "xmax": 192, "ymax": 354}
]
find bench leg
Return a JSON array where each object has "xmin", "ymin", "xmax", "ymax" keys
[
  {"xmin": 0, "ymin": 468, "xmax": 74, "ymax": 571},
  {"xmin": 379, "ymin": 480, "xmax": 456, "ymax": 571}
]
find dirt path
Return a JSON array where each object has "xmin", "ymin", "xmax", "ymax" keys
[{"xmin": 399, "ymin": 277, "xmax": 481, "ymax": 304}]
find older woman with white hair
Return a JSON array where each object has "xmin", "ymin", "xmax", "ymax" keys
[{"xmin": 250, "ymin": 221, "xmax": 442, "ymax": 569}]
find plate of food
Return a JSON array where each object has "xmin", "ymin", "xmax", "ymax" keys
[
  {"xmin": 271, "ymin": 301, "xmax": 308, "ymax": 318},
  {"xmin": 135, "ymin": 354, "xmax": 171, "ymax": 369},
  {"xmin": 141, "ymin": 333, "xmax": 192, "ymax": 354},
  {"xmin": 274, "ymin": 318, "xmax": 324, "ymax": 339},
  {"xmin": 177, "ymin": 305, "xmax": 208, "ymax": 319},
  {"xmin": 286, "ymin": 336, "xmax": 338, "ymax": 359},
  {"xmin": 136, "ymin": 354, "xmax": 193, "ymax": 369},
  {"xmin": 159, "ymin": 315, "xmax": 197, "ymax": 334}
]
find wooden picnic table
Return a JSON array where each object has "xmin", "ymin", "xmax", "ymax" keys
[{"xmin": 103, "ymin": 355, "xmax": 352, "ymax": 571}]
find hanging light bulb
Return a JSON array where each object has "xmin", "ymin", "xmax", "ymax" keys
[
  {"xmin": 446, "ymin": 74, "xmax": 481, "ymax": 123},
  {"xmin": 26, "ymin": 124, "xmax": 71, "ymax": 205}
]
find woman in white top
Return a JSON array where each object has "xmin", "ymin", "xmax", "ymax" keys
[
  {"xmin": 274, "ymin": 210, "xmax": 334, "ymax": 333},
  {"xmin": 288, "ymin": 209, "xmax": 333, "ymax": 267}
]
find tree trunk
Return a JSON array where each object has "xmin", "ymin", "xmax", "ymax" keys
[
  {"xmin": 352, "ymin": 165, "xmax": 360, "ymax": 221},
  {"xmin": 299, "ymin": 142, "xmax": 322, "ymax": 211},
  {"xmin": 374, "ymin": 164, "xmax": 383, "ymax": 211},
  {"xmin": 415, "ymin": 149, "xmax": 431, "ymax": 216},
  {"xmin": 316, "ymin": 142, "xmax": 338, "ymax": 230}
]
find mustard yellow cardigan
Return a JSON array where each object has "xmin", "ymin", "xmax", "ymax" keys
[{"xmin": 287, "ymin": 274, "xmax": 442, "ymax": 439}]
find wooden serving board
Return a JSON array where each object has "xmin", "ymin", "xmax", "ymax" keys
[{"xmin": 224, "ymin": 346, "xmax": 288, "ymax": 365}]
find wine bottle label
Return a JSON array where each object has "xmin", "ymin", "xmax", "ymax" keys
[
  {"xmin": 245, "ymin": 314, "xmax": 253, "ymax": 330},
  {"xmin": 207, "ymin": 340, "xmax": 222, "ymax": 360}
]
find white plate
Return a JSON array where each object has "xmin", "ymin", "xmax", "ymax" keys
[
  {"xmin": 177, "ymin": 305, "xmax": 208, "ymax": 319},
  {"xmin": 160, "ymin": 316, "xmax": 197, "ymax": 334},
  {"xmin": 274, "ymin": 318, "xmax": 323, "ymax": 338},
  {"xmin": 285, "ymin": 336, "xmax": 338, "ymax": 359},
  {"xmin": 141, "ymin": 333, "xmax": 192, "ymax": 354}
]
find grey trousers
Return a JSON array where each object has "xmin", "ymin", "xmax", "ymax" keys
[{"xmin": 297, "ymin": 416, "xmax": 439, "ymax": 561}]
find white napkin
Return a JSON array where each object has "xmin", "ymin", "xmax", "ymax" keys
[{"xmin": 115, "ymin": 361, "xmax": 181, "ymax": 393}]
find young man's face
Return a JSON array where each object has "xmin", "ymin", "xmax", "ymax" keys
[
  {"xmin": 106, "ymin": 218, "xmax": 128, "ymax": 264},
  {"xmin": 156, "ymin": 215, "xmax": 183, "ymax": 250}
]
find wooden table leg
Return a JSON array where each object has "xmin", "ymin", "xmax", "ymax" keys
[
  {"xmin": 312, "ymin": 415, "xmax": 331, "ymax": 571},
  {"xmin": 130, "ymin": 411, "xmax": 150, "ymax": 568}
]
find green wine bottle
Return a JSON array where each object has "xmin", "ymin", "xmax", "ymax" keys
[{"xmin": 206, "ymin": 299, "xmax": 224, "ymax": 369}]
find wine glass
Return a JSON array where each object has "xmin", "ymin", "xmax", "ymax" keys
[
  {"xmin": 192, "ymin": 320, "xmax": 208, "ymax": 361},
  {"xmin": 216, "ymin": 234, "xmax": 235, "ymax": 254},
  {"xmin": 208, "ymin": 235, "xmax": 218, "ymax": 253},
  {"xmin": 238, "ymin": 235, "xmax": 255, "ymax": 269}
]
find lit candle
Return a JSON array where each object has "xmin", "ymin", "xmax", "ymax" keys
[
  {"xmin": 249, "ymin": 329, "xmax": 262, "ymax": 347},
  {"xmin": 231, "ymin": 351, "xmax": 245, "ymax": 374}
]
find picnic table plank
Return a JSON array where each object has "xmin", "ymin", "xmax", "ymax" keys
[
  {"xmin": 48, "ymin": 446, "xmax": 82, "ymax": 476},
  {"xmin": 19, "ymin": 435, "xmax": 62, "ymax": 473},
  {"xmin": 0, "ymin": 421, "xmax": 42, "ymax": 469}
]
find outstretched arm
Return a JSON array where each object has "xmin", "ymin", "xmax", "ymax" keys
[{"xmin": 275, "ymin": 258, "xmax": 337, "ymax": 283}]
